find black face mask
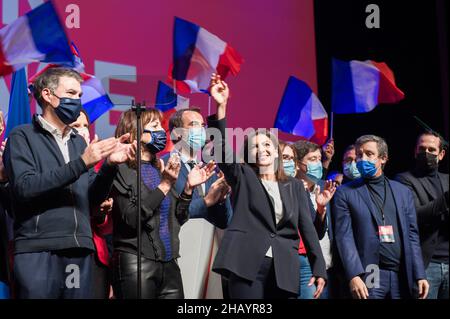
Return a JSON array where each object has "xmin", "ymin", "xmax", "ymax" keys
[
  {"xmin": 415, "ymin": 152, "xmax": 439, "ymax": 171},
  {"xmin": 52, "ymin": 93, "xmax": 83, "ymax": 125}
]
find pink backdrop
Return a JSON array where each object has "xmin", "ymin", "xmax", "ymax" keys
[{"xmin": 1, "ymin": 0, "xmax": 317, "ymax": 141}]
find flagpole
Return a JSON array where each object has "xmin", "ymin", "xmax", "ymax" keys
[
  {"xmin": 131, "ymin": 100, "xmax": 143, "ymax": 299},
  {"xmin": 207, "ymin": 95, "xmax": 211, "ymax": 116},
  {"xmin": 173, "ymin": 79, "xmax": 177, "ymax": 95},
  {"xmin": 330, "ymin": 112, "xmax": 334, "ymax": 140}
]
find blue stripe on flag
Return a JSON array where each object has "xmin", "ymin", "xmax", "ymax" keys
[
  {"xmin": 331, "ymin": 58, "xmax": 357, "ymax": 114},
  {"xmin": 83, "ymin": 95, "xmax": 114, "ymax": 123},
  {"xmin": 155, "ymin": 81, "xmax": 177, "ymax": 112},
  {"xmin": 5, "ymin": 68, "xmax": 31, "ymax": 138},
  {"xmin": 173, "ymin": 17, "xmax": 200, "ymax": 80},
  {"xmin": 274, "ymin": 76, "xmax": 312, "ymax": 133},
  {"xmin": 26, "ymin": 2, "xmax": 74, "ymax": 66}
]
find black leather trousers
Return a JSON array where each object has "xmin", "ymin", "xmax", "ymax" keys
[{"xmin": 112, "ymin": 251, "xmax": 184, "ymax": 299}]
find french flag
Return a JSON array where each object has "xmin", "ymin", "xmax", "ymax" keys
[
  {"xmin": 79, "ymin": 73, "xmax": 114, "ymax": 123},
  {"xmin": 155, "ymin": 81, "xmax": 189, "ymax": 154},
  {"xmin": 332, "ymin": 58, "xmax": 405, "ymax": 114},
  {"xmin": 0, "ymin": 1, "xmax": 74, "ymax": 76},
  {"xmin": 274, "ymin": 76, "xmax": 328, "ymax": 145},
  {"xmin": 170, "ymin": 17, "xmax": 243, "ymax": 94},
  {"xmin": 155, "ymin": 81, "xmax": 189, "ymax": 113}
]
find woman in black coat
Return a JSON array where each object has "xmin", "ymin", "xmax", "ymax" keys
[
  {"xmin": 207, "ymin": 74, "xmax": 327, "ymax": 299},
  {"xmin": 111, "ymin": 109, "xmax": 215, "ymax": 299}
]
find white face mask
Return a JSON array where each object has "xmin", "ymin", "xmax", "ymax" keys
[{"xmin": 77, "ymin": 127, "xmax": 90, "ymax": 145}]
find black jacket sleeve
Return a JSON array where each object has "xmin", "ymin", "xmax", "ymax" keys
[
  {"xmin": 112, "ymin": 179, "xmax": 167, "ymax": 229},
  {"xmin": 88, "ymin": 161, "xmax": 118, "ymax": 208},
  {"xmin": 207, "ymin": 115, "xmax": 242, "ymax": 189},
  {"xmin": 395, "ymin": 173, "xmax": 449, "ymax": 224},
  {"xmin": 3, "ymin": 131, "xmax": 88, "ymax": 202}
]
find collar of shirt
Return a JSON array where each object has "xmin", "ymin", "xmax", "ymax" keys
[
  {"xmin": 172, "ymin": 150, "xmax": 206, "ymax": 195},
  {"xmin": 308, "ymin": 183, "xmax": 318, "ymax": 210},
  {"xmin": 37, "ymin": 115, "xmax": 73, "ymax": 140},
  {"xmin": 173, "ymin": 150, "xmax": 199, "ymax": 167}
]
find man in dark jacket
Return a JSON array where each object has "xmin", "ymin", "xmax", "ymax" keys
[
  {"xmin": 333, "ymin": 135, "xmax": 429, "ymax": 299},
  {"xmin": 396, "ymin": 131, "xmax": 449, "ymax": 299},
  {"xmin": 3, "ymin": 67, "xmax": 134, "ymax": 299}
]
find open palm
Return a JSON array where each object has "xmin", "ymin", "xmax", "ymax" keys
[
  {"xmin": 188, "ymin": 163, "xmax": 216, "ymax": 188},
  {"xmin": 315, "ymin": 180, "xmax": 337, "ymax": 207}
]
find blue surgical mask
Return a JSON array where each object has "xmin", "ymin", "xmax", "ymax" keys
[
  {"xmin": 52, "ymin": 93, "xmax": 82, "ymax": 125},
  {"xmin": 144, "ymin": 129, "xmax": 167, "ymax": 154},
  {"xmin": 306, "ymin": 161, "xmax": 323, "ymax": 182},
  {"xmin": 283, "ymin": 160, "xmax": 296, "ymax": 177},
  {"xmin": 188, "ymin": 127, "xmax": 206, "ymax": 151},
  {"xmin": 356, "ymin": 159, "xmax": 378, "ymax": 178},
  {"xmin": 343, "ymin": 161, "xmax": 361, "ymax": 180}
]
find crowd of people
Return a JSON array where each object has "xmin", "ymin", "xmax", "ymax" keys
[{"xmin": 0, "ymin": 67, "xmax": 448, "ymax": 299}]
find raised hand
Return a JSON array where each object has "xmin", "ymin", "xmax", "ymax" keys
[
  {"xmin": 186, "ymin": 161, "xmax": 216, "ymax": 190},
  {"xmin": 209, "ymin": 73, "xmax": 229, "ymax": 106},
  {"xmin": 315, "ymin": 179, "xmax": 337, "ymax": 208},
  {"xmin": 322, "ymin": 139, "xmax": 335, "ymax": 169}
]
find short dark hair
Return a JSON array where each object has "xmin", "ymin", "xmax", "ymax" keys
[
  {"xmin": 417, "ymin": 130, "xmax": 446, "ymax": 152},
  {"xmin": 32, "ymin": 67, "xmax": 83, "ymax": 107},
  {"xmin": 293, "ymin": 140, "xmax": 321, "ymax": 162},
  {"xmin": 168, "ymin": 107, "xmax": 201, "ymax": 132},
  {"xmin": 342, "ymin": 144, "xmax": 356, "ymax": 161}
]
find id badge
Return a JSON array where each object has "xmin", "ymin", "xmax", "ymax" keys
[{"xmin": 378, "ymin": 225, "xmax": 395, "ymax": 243}]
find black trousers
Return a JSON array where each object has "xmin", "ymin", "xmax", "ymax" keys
[
  {"xmin": 112, "ymin": 251, "xmax": 184, "ymax": 299},
  {"xmin": 91, "ymin": 256, "xmax": 110, "ymax": 299},
  {"xmin": 228, "ymin": 256, "xmax": 297, "ymax": 299},
  {"xmin": 14, "ymin": 249, "xmax": 93, "ymax": 299}
]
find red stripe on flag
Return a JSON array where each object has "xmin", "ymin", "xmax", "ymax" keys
[
  {"xmin": 371, "ymin": 61, "xmax": 405, "ymax": 104},
  {"xmin": 0, "ymin": 42, "xmax": 14, "ymax": 76},
  {"xmin": 311, "ymin": 117, "xmax": 328, "ymax": 146},
  {"xmin": 216, "ymin": 44, "xmax": 243, "ymax": 79}
]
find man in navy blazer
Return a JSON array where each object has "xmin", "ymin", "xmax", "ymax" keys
[
  {"xmin": 333, "ymin": 134, "xmax": 429, "ymax": 299},
  {"xmin": 162, "ymin": 108, "xmax": 232, "ymax": 229}
]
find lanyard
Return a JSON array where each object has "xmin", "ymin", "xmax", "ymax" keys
[{"xmin": 367, "ymin": 177, "xmax": 388, "ymax": 226}]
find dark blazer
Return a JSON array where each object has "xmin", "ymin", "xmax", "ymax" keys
[
  {"xmin": 395, "ymin": 171, "xmax": 449, "ymax": 267},
  {"xmin": 161, "ymin": 153, "xmax": 233, "ymax": 229},
  {"xmin": 110, "ymin": 163, "xmax": 190, "ymax": 261},
  {"xmin": 332, "ymin": 177, "xmax": 426, "ymax": 295},
  {"xmin": 208, "ymin": 116, "xmax": 327, "ymax": 295}
]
